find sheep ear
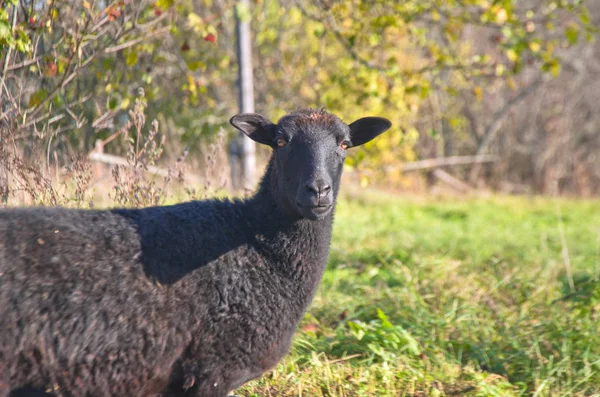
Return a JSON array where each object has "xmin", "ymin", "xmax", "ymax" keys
[
  {"xmin": 230, "ymin": 113, "xmax": 276, "ymax": 146},
  {"xmin": 348, "ymin": 117, "xmax": 392, "ymax": 147}
]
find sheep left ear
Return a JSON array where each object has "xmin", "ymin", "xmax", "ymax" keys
[
  {"xmin": 348, "ymin": 117, "xmax": 392, "ymax": 147},
  {"xmin": 230, "ymin": 113, "xmax": 276, "ymax": 146}
]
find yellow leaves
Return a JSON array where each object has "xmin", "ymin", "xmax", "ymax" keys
[
  {"xmin": 186, "ymin": 74, "xmax": 196, "ymax": 90},
  {"xmin": 473, "ymin": 86, "xmax": 483, "ymax": 101},
  {"xmin": 381, "ymin": 150, "xmax": 396, "ymax": 164},
  {"xmin": 444, "ymin": 20, "xmax": 463, "ymax": 42},
  {"xmin": 299, "ymin": 85, "xmax": 314, "ymax": 99},
  {"xmin": 187, "ymin": 12, "xmax": 218, "ymax": 43},
  {"xmin": 337, "ymin": 57, "xmax": 354, "ymax": 73},
  {"xmin": 341, "ymin": 18, "xmax": 353, "ymax": 29},
  {"xmin": 185, "ymin": 74, "xmax": 198, "ymax": 104},
  {"xmin": 428, "ymin": 43, "xmax": 441, "ymax": 60},
  {"xmin": 368, "ymin": 33, "xmax": 381, "ymax": 46},
  {"xmin": 125, "ymin": 50, "xmax": 138, "ymax": 67},
  {"xmin": 287, "ymin": 7, "xmax": 302, "ymax": 24},
  {"xmin": 542, "ymin": 59, "xmax": 561, "ymax": 77},
  {"xmin": 316, "ymin": 69, "xmax": 328, "ymax": 83},
  {"xmin": 218, "ymin": 56, "xmax": 230, "ymax": 69},
  {"xmin": 506, "ymin": 77, "xmax": 517, "ymax": 90},
  {"xmin": 529, "ymin": 41, "xmax": 541, "ymax": 53},
  {"xmin": 330, "ymin": 3, "xmax": 349, "ymax": 18},
  {"xmin": 256, "ymin": 28, "xmax": 277, "ymax": 45},
  {"xmin": 156, "ymin": 0, "xmax": 175, "ymax": 10},
  {"xmin": 449, "ymin": 116, "xmax": 463, "ymax": 129},
  {"xmin": 495, "ymin": 8, "xmax": 508, "ymax": 24},
  {"xmin": 505, "ymin": 48, "xmax": 518, "ymax": 62},
  {"xmin": 120, "ymin": 98, "xmax": 130, "ymax": 110},
  {"xmin": 187, "ymin": 13, "xmax": 204, "ymax": 33},
  {"xmin": 367, "ymin": 73, "xmax": 379, "ymax": 95},
  {"xmin": 359, "ymin": 175, "xmax": 369, "ymax": 189}
]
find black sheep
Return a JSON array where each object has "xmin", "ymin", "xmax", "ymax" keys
[{"xmin": 0, "ymin": 109, "xmax": 391, "ymax": 397}]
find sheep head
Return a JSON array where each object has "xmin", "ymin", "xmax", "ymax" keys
[{"xmin": 230, "ymin": 109, "xmax": 391, "ymax": 220}]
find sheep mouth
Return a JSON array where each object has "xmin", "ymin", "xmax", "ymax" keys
[{"xmin": 296, "ymin": 203, "xmax": 332, "ymax": 220}]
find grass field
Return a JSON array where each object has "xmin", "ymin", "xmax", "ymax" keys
[{"xmin": 236, "ymin": 192, "xmax": 600, "ymax": 396}]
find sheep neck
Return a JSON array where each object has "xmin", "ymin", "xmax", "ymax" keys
[{"xmin": 246, "ymin": 157, "xmax": 335, "ymax": 295}]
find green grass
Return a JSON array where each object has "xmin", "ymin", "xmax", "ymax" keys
[{"xmin": 236, "ymin": 192, "xmax": 600, "ymax": 397}]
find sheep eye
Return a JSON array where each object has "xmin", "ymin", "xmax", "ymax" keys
[
  {"xmin": 340, "ymin": 141, "xmax": 349, "ymax": 150},
  {"xmin": 276, "ymin": 138, "xmax": 287, "ymax": 148}
]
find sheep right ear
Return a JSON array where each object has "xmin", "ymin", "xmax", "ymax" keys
[
  {"xmin": 348, "ymin": 117, "xmax": 392, "ymax": 147},
  {"xmin": 230, "ymin": 113, "xmax": 276, "ymax": 146}
]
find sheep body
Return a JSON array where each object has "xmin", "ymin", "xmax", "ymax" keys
[{"xmin": 0, "ymin": 176, "xmax": 331, "ymax": 396}]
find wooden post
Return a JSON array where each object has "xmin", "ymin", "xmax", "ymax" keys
[
  {"xmin": 94, "ymin": 139, "xmax": 104, "ymax": 180},
  {"xmin": 232, "ymin": 0, "xmax": 256, "ymax": 191}
]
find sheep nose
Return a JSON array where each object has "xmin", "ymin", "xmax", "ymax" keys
[
  {"xmin": 305, "ymin": 181, "xmax": 331, "ymax": 199},
  {"xmin": 320, "ymin": 184, "xmax": 332, "ymax": 197}
]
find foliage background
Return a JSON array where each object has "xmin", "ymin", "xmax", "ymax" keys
[{"xmin": 2, "ymin": 0, "xmax": 599, "ymax": 197}]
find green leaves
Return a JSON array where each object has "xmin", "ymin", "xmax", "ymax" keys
[
  {"xmin": 565, "ymin": 22, "xmax": 580, "ymax": 44},
  {"xmin": 0, "ymin": 20, "xmax": 11, "ymax": 43},
  {"xmin": 28, "ymin": 89, "xmax": 48, "ymax": 107},
  {"xmin": 235, "ymin": 2, "xmax": 251, "ymax": 23},
  {"xmin": 343, "ymin": 309, "xmax": 421, "ymax": 362},
  {"xmin": 0, "ymin": 5, "xmax": 31, "ymax": 54}
]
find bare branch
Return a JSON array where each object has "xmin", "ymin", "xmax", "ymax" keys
[
  {"xmin": 468, "ymin": 79, "xmax": 544, "ymax": 181},
  {"xmin": 104, "ymin": 26, "xmax": 171, "ymax": 53}
]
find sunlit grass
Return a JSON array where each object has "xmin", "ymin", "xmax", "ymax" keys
[{"xmin": 236, "ymin": 192, "xmax": 600, "ymax": 396}]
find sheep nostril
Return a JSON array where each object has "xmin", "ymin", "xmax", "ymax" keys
[{"xmin": 305, "ymin": 183, "xmax": 319, "ymax": 194}]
